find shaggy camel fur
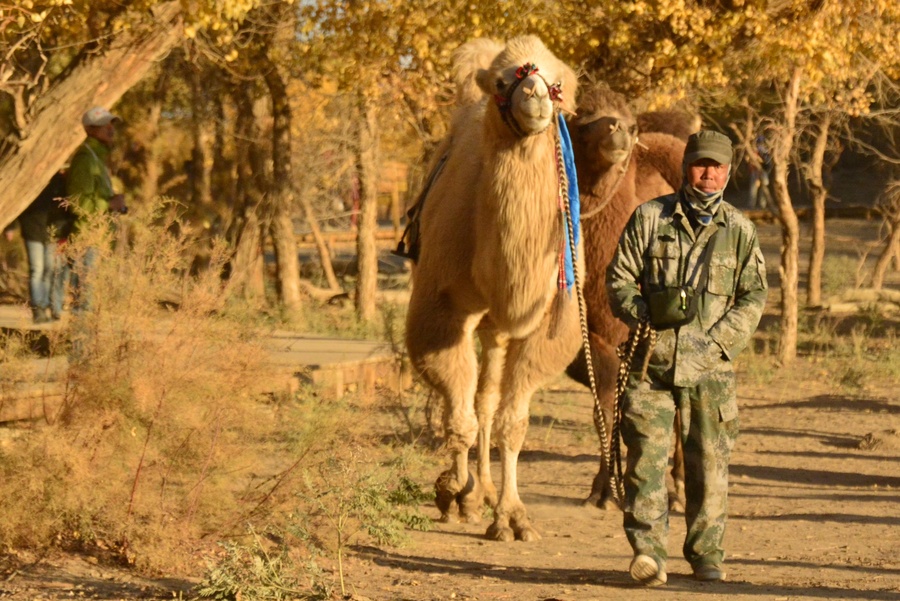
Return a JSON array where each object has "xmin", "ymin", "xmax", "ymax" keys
[
  {"xmin": 637, "ymin": 109, "xmax": 702, "ymax": 142},
  {"xmin": 567, "ymin": 84, "xmax": 690, "ymax": 510},
  {"xmin": 406, "ymin": 36, "xmax": 581, "ymax": 542}
]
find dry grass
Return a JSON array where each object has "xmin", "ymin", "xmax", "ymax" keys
[{"xmin": 0, "ymin": 201, "xmax": 432, "ymax": 578}]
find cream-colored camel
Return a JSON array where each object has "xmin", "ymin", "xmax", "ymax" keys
[
  {"xmin": 567, "ymin": 84, "xmax": 689, "ymax": 510},
  {"xmin": 406, "ymin": 36, "xmax": 581, "ymax": 542}
]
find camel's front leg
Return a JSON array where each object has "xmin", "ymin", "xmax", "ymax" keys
[
  {"xmin": 487, "ymin": 359, "xmax": 540, "ymax": 542},
  {"xmin": 409, "ymin": 308, "xmax": 486, "ymax": 524},
  {"xmin": 486, "ymin": 303, "xmax": 581, "ymax": 542},
  {"xmin": 433, "ymin": 368, "xmax": 484, "ymax": 524},
  {"xmin": 485, "ymin": 334, "xmax": 548, "ymax": 542},
  {"xmin": 475, "ymin": 328, "xmax": 508, "ymax": 509}
]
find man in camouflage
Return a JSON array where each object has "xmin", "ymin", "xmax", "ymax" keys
[{"xmin": 606, "ymin": 130, "xmax": 768, "ymax": 586}]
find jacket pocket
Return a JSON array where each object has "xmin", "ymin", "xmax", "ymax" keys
[
  {"xmin": 707, "ymin": 255, "xmax": 736, "ymax": 296},
  {"xmin": 718, "ymin": 397, "xmax": 739, "ymax": 422},
  {"xmin": 649, "ymin": 242, "xmax": 680, "ymax": 288}
]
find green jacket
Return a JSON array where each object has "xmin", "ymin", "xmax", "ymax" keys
[
  {"xmin": 66, "ymin": 136, "xmax": 114, "ymax": 232},
  {"xmin": 606, "ymin": 192, "xmax": 768, "ymax": 387}
]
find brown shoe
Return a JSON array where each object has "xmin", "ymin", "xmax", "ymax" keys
[
  {"xmin": 630, "ymin": 554, "xmax": 667, "ymax": 587},
  {"xmin": 694, "ymin": 564, "xmax": 727, "ymax": 581}
]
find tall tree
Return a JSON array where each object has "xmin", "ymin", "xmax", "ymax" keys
[{"xmin": 0, "ymin": 2, "xmax": 183, "ymax": 229}]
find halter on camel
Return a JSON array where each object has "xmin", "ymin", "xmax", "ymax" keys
[{"xmin": 492, "ymin": 62, "xmax": 564, "ymax": 138}]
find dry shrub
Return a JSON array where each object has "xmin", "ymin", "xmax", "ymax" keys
[{"xmin": 0, "ymin": 201, "xmax": 351, "ymax": 574}]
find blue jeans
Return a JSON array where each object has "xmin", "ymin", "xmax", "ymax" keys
[
  {"xmin": 24, "ymin": 239, "xmax": 53, "ymax": 310},
  {"xmin": 51, "ymin": 256, "xmax": 70, "ymax": 317},
  {"xmin": 71, "ymin": 246, "xmax": 98, "ymax": 313}
]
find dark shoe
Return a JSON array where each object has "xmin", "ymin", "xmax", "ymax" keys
[
  {"xmin": 694, "ymin": 564, "xmax": 727, "ymax": 581},
  {"xmin": 630, "ymin": 554, "xmax": 667, "ymax": 587}
]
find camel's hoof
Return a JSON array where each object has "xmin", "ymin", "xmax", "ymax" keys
[
  {"xmin": 600, "ymin": 497, "xmax": 622, "ymax": 511},
  {"xmin": 583, "ymin": 493, "xmax": 621, "ymax": 511},
  {"xmin": 669, "ymin": 499, "xmax": 685, "ymax": 514},
  {"xmin": 458, "ymin": 476, "xmax": 484, "ymax": 523},
  {"xmin": 485, "ymin": 522, "xmax": 515, "ymax": 542},
  {"xmin": 459, "ymin": 509, "xmax": 482, "ymax": 524},
  {"xmin": 435, "ymin": 489, "xmax": 455, "ymax": 518},
  {"xmin": 515, "ymin": 525, "xmax": 541, "ymax": 542}
]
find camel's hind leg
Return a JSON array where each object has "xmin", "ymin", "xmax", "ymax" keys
[
  {"xmin": 668, "ymin": 408, "xmax": 686, "ymax": 513},
  {"xmin": 407, "ymin": 302, "xmax": 485, "ymax": 524},
  {"xmin": 475, "ymin": 327, "xmax": 508, "ymax": 509},
  {"xmin": 581, "ymin": 333, "xmax": 623, "ymax": 511},
  {"xmin": 487, "ymin": 307, "xmax": 581, "ymax": 542}
]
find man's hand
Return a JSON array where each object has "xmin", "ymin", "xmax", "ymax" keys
[{"xmin": 676, "ymin": 330, "xmax": 726, "ymax": 387}]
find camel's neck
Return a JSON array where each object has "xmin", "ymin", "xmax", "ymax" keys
[
  {"xmin": 471, "ymin": 122, "xmax": 562, "ymax": 331},
  {"xmin": 484, "ymin": 130, "xmax": 560, "ymax": 250},
  {"xmin": 578, "ymin": 157, "xmax": 635, "ymax": 219}
]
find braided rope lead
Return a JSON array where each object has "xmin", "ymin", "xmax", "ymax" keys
[
  {"xmin": 611, "ymin": 318, "xmax": 656, "ymax": 499},
  {"xmin": 554, "ymin": 125, "xmax": 622, "ymax": 504}
]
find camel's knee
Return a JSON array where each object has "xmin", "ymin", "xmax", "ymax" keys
[{"xmin": 494, "ymin": 412, "xmax": 529, "ymax": 448}]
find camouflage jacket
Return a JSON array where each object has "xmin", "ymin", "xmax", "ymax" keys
[
  {"xmin": 606, "ymin": 192, "xmax": 768, "ymax": 387},
  {"xmin": 66, "ymin": 136, "xmax": 114, "ymax": 233}
]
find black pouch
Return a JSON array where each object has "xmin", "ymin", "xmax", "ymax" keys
[{"xmin": 647, "ymin": 286, "xmax": 697, "ymax": 330}]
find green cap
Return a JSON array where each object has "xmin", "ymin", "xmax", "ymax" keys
[{"xmin": 684, "ymin": 130, "xmax": 733, "ymax": 165}]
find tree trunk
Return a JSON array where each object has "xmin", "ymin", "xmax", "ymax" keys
[
  {"xmin": 141, "ymin": 95, "xmax": 163, "ymax": 203},
  {"xmin": 354, "ymin": 92, "xmax": 380, "ymax": 322},
  {"xmin": 225, "ymin": 83, "xmax": 267, "ymax": 300},
  {"xmin": 0, "ymin": 1, "xmax": 183, "ymax": 229},
  {"xmin": 805, "ymin": 113, "xmax": 831, "ymax": 307},
  {"xmin": 872, "ymin": 220, "xmax": 900, "ymax": 290},
  {"xmin": 262, "ymin": 58, "xmax": 303, "ymax": 315},
  {"xmin": 773, "ymin": 70, "xmax": 802, "ymax": 365},
  {"xmin": 189, "ymin": 65, "xmax": 214, "ymax": 208},
  {"xmin": 300, "ymin": 194, "xmax": 341, "ymax": 291}
]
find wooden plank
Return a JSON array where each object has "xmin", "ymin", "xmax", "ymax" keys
[{"xmin": 0, "ymin": 382, "xmax": 65, "ymax": 422}]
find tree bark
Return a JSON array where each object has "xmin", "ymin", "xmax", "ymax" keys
[
  {"xmin": 300, "ymin": 194, "xmax": 341, "ymax": 291},
  {"xmin": 773, "ymin": 70, "xmax": 802, "ymax": 365},
  {"xmin": 354, "ymin": 92, "xmax": 380, "ymax": 322},
  {"xmin": 0, "ymin": 1, "xmax": 183, "ymax": 230},
  {"xmin": 189, "ymin": 65, "xmax": 214, "ymax": 208},
  {"xmin": 225, "ymin": 84, "xmax": 267, "ymax": 300},
  {"xmin": 262, "ymin": 57, "xmax": 303, "ymax": 314},
  {"xmin": 805, "ymin": 112, "xmax": 831, "ymax": 307},
  {"xmin": 872, "ymin": 220, "xmax": 900, "ymax": 290}
]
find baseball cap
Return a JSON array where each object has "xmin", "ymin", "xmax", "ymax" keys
[
  {"xmin": 82, "ymin": 106, "xmax": 121, "ymax": 127},
  {"xmin": 684, "ymin": 130, "xmax": 733, "ymax": 165}
]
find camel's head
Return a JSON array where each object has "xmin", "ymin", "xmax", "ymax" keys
[
  {"xmin": 473, "ymin": 35, "xmax": 577, "ymax": 137},
  {"xmin": 571, "ymin": 85, "xmax": 638, "ymax": 168}
]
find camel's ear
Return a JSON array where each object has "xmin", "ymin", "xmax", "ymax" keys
[{"xmin": 475, "ymin": 68, "xmax": 496, "ymax": 97}]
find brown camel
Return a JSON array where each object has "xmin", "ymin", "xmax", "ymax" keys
[
  {"xmin": 637, "ymin": 109, "xmax": 701, "ymax": 142},
  {"xmin": 405, "ymin": 36, "xmax": 583, "ymax": 542},
  {"xmin": 567, "ymin": 84, "xmax": 691, "ymax": 511}
]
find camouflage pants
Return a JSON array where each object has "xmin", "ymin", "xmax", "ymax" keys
[{"xmin": 621, "ymin": 368, "xmax": 739, "ymax": 571}]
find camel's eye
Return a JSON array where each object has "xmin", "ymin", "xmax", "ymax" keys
[{"xmin": 496, "ymin": 78, "xmax": 507, "ymax": 93}]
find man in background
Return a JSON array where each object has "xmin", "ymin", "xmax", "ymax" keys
[{"xmin": 66, "ymin": 106, "xmax": 127, "ymax": 311}]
